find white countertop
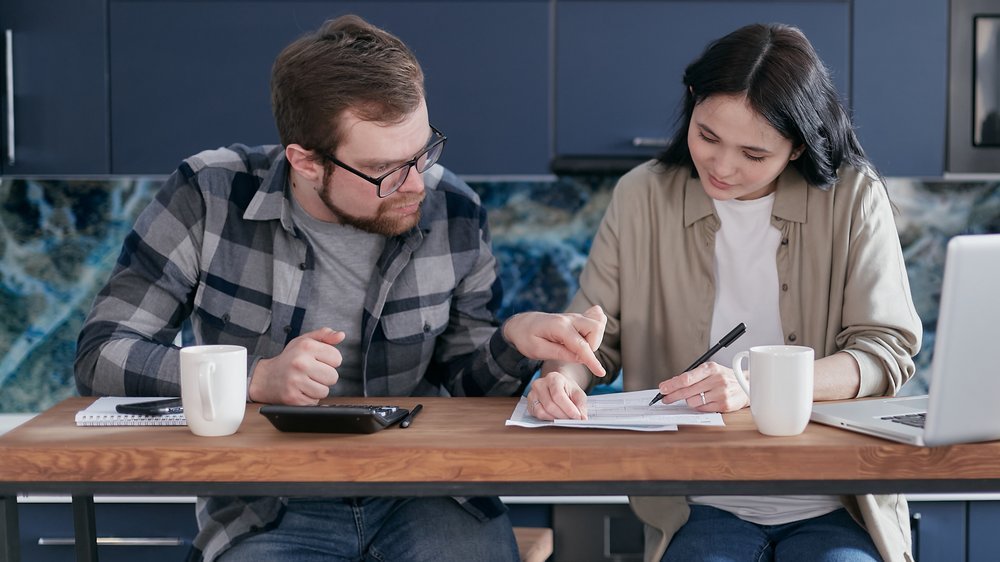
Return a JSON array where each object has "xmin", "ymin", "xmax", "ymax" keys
[{"xmin": 0, "ymin": 413, "xmax": 37, "ymax": 435}]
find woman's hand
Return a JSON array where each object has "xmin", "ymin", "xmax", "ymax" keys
[
  {"xmin": 525, "ymin": 370, "xmax": 590, "ymax": 420},
  {"xmin": 653, "ymin": 361, "xmax": 749, "ymax": 412}
]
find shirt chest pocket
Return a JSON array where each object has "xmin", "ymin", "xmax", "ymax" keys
[
  {"xmin": 380, "ymin": 301, "xmax": 450, "ymax": 345},
  {"xmin": 194, "ymin": 286, "xmax": 273, "ymax": 339}
]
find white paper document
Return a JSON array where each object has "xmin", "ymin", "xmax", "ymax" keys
[{"xmin": 505, "ymin": 389, "xmax": 724, "ymax": 432}]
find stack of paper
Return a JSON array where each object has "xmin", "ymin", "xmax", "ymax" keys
[{"xmin": 505, "ymin": 389, "xmax": 724, "ymax": 432}]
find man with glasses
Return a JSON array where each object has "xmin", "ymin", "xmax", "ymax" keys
[{"xmin": 75, "ymin": 14, "xmax": 606, "ymax": 562}]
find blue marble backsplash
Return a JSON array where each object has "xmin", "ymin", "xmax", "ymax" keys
[{"xmin": 1, "ymin": 174, "xmax": 998, "ymax": 413}]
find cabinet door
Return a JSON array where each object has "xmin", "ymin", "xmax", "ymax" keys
[
  {"xmin": 0, "ymin": 0, "xmax": 108, "ymax": 175},
  {"xmin": 909, "ymin": 501, "xmax": 966, "ymax": 562},
  {"xmin": 19, "ymin": 502, "xmax": 198, "ymax": 562},
  {"xmin": 109, "ymin": 1, "xmax": 549, "ymax": 176},
  {"xmin": 555, "ymin": 1, "xmax": 849, "ymax": 165},
  {"xmin": 852, "ymin": 0, "xmax": 947, "ymax": 177},
  {"xmin": 968, "ymin": 501, "xmax": 1000, "ymax": 562}
]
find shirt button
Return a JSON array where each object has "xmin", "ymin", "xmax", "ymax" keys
[
  {"xmin": 298, "ymin": 262, "xmax": 307, "ymax": 271},
  {"xmin": 781, "ymin": 238, "xmax": 789, "ymax": 245},
  {"xmin": 222, "ymin": 313, "xmax": 231, "ymax": 323},
  {"xmin": 423, "ymin": 322, "xmax": 431, "ymax": 333},
  {"xmin": 788, "ymin": 333, "xmax": 797, "ymax": 342},
  {"xmin": 284, "ymin": 325, "xmax": 292, "ymax": 334},
  {"xmin": 781, "ymin": 283, "xmax": 789, "ymax": 292}
]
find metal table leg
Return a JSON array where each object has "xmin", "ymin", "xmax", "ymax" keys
[
  {"xmin": 72, "ymin": 495, "xmax": 98, "ymax": 562},
  {"xmin": 0, "ymin": 496, "xmax": 20, "ymax": 562}
]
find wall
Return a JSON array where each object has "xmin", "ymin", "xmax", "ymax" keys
[{"xmin": 0, "ymin": 174, "xmax": 998, "ymax": 413}]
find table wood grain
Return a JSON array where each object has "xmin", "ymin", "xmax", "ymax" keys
[{"xmin": 1, "ymin": 397, "xmax": 999, "ymax": 496}]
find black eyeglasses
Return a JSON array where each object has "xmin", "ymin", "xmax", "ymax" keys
[{"xmin": 321, "ymin": 126, "xmax": 447, "ymax": 198}]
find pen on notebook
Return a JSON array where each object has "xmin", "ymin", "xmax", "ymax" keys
[
  {"xmin": 647, "ymin": 322, "xmax": 748, "ymax": 406},
  {"xmin": 400, "ymin": 403, "xmax": 423, "ymax": 428}
]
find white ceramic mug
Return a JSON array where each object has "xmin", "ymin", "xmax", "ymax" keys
[
  {"xmin": 732, "ymin": 345, "xmax": 814, "ymax": 436},
  {"xmin": 180, "ymin": 345, "xmax": 247, "ymax": 437}
]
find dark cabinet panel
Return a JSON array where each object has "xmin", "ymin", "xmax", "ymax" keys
[
  {"xmin": 909, "ymin": 501, "xmax": 967, "ymax": 562},
  {"xmin": 18, "ymin": 502, "xmax": 197, "ymax": 562},
  {"xmin": 109, "ymin": 1, "xmax": 549, "ymax": 176},
  {"xmin": 555, "ymin": 1, "xmax": 850, "ymax": 164},
  {"xmin": 0, "ymin": 0, "xmax": 109, "ymax": 175},
  {"xmin": 968, "ymin": 501, "xmax": 1000, "ymax": 562},
  {"xmin": 552, "ymin": 503, "xmax": 643, "ymax": 562},
  {"xmin": 852, "ymin": 0, "xmax": 947, "ymax": 177}
]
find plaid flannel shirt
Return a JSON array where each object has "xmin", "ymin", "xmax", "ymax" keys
[{"xmin": 74, "ymin": 144, "xmax": 540, "ymax": 561}]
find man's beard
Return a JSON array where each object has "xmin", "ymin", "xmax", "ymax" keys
[{"xmin": 317, "ymin": 182, "xmax": 424, "ymax": 237}]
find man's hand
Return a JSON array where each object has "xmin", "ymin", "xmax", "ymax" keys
[
  {"xmin": 248, "ymin": 328, "xmax": 345, "ymax": 405},
  {"xmin": 502, "ymin": 305, "xmax": 607, "ymax": 377}
]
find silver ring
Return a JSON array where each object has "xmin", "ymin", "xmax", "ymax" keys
[
  {"xmin": 531, "ymin": 399, "xmax": 542, "ymax": 409},
  {"xmin": 699, "ymin": 392, "xmax": 707, "ymax": 406}
]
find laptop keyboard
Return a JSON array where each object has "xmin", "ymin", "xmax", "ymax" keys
[{"xmin": 881, "ymin": 412, "xmax": 926, "ymax": 428}]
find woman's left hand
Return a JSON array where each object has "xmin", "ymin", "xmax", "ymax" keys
[{"xmin": 653, "ymin": 361, "xmax": 749, "ymax": 412}]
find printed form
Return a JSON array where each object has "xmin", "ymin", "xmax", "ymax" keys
[{"xmin": 506, "ymin": 389, "xmax": 724, "ymax": 432}]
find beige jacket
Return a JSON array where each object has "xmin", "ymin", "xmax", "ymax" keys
[{"xmin": 567, "ymin": 161, "xmax": 923, "ymax": 562}]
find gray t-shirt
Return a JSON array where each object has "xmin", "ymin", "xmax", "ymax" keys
[{"xmin": 291, "ymin": 198, "xmax": 384, "ymax": 396}]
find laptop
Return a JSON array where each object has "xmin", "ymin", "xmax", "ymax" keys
[{"xmin": 811, "ymin": 234, "xmax": 1000, "ymax": 447}]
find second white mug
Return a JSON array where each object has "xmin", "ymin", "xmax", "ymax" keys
[
  {"xmin": 180, "ymin": 345, "xmax": 247, "ymax": 437},
  {"xmin": 732, "ymin": 345, "xmax": 814, "ymax": 436}
]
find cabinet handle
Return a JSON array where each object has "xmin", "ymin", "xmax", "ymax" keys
[
  {"xmin": 631, "ymin": 137, "xmax": 669, "ymax": 148},
  {"xmin": 37, "ymin": 537, "xmax": 184, "ymax": 547},
  {"xmin": 4, "ymin": 29, "xmax": 13, "ymax": 165}
]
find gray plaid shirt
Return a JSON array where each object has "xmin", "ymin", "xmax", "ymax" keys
[{"xmin": 74, "ymin": 144, "xmax": 540, "ymax": 561}]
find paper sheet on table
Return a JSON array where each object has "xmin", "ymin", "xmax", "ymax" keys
[{"xmin": 505, "ymin": 388, "xmax": 724, "ymax": 431}]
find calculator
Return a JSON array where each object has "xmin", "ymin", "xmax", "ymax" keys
[{"xmin": 259, "ymin": 404, "xmax": 410, "ymax": 434}]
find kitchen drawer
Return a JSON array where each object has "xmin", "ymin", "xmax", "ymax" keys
[{"xmin": 18, "ymin": 501, "xmax": 197, "ymax": 562}]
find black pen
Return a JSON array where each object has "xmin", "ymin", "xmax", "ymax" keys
[
  {"xmin": 400, "ymin": 403, "xmax": 423, "ymax": 428},
  {"xmin": 647, "ymin": 322, "xmax": 748, "ymax": 406}
]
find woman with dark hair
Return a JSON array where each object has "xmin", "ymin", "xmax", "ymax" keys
[{"xmin": 528, "ymin": 23, "xmax": 921, "ymax": 561}]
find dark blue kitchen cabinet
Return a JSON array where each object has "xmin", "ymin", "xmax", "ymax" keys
[
  {"xmin": 968, "ymin": 501, "xmax": 1000, "ymax": 561},
  {"xmin": 852, "ymin": 0, "xmax": 948, "ymax": 177},
  {"xmin": 554, "ymin": 1, "xmax": 851, "ymax": 171},
  {"xmin": 0, "ymin": 0, "xmax": 109, "ymax": 175},
  {"xmin": 17, "ymin": 501, "xmax": 197, "ymax": 562},
  {"xmin": 108, "ymin": 0, "xmax": 550, "ymax": 176},
  {"xmin": 909, "ymin": 501, "xmax": 966, "ymax": 562}
]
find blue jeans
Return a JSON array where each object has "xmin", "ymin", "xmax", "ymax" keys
[
  {"xmin": 662, "ymin": 506, "xmax": 883, "ymax": 562},
  {"xmin": 217, "ymin": 497, "xmax": 519, "ymax": 562}
]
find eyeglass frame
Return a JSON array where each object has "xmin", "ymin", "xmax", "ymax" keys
[{"xmin": 319, "ymin": 125, "xmax": 447, "ymax": 198}]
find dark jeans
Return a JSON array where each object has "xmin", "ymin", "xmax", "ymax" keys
[
  {"xmin": 218, "ymin": 497, "xmax": 519, "ymax": 562},
  {"xmin": 662, "ymin": 505, "xmax": 883, "ymax": 562}
]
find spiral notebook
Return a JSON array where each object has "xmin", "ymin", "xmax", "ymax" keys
[{"xmin": 75, "ymin": 397, "xmax": 187, "ymax": 427}]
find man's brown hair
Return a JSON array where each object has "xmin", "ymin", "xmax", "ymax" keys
[{"xmin": 271, "ymin": 14, "xmax": 425, "ymax": 159}]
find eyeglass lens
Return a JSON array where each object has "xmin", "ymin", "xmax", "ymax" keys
[{"xmin": 381, "ymin": 138, "xmax": 445, "ymax": 197}]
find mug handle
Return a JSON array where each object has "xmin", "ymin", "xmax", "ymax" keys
[
  {"xmin": 199, "ymin": 362, "xmax": 216, "ymax": 421},
  {"xmin": 731, "ymin": 351, "xmax": 751, "ymax": 397}
]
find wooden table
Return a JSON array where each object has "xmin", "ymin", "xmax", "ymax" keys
[{"xmin": 2, "ymin": 396, "xmax": 1000, "ymax": 561}]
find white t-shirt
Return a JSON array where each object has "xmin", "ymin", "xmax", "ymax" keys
[{"xmin": 688, "ymin": 193, "xmax": 842, "ymax": 525}]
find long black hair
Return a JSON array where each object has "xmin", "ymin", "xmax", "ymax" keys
[{"xmin": 658, "ymin": 23, "xmax": 872, "ymax": 190}]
